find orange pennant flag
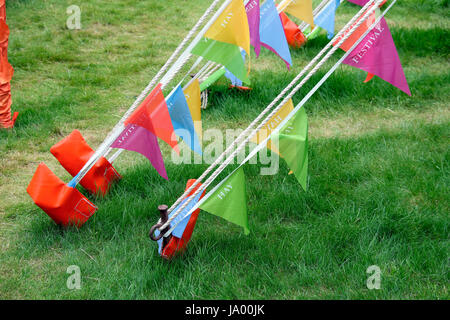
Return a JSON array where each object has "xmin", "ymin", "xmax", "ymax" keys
[
  {"xmin": 333, "ymin": 6, "xmax": 378, "ymax": 52},
  {"xmin": 125, "ymin": 84, "xmax": 179, "ymax": 154}
]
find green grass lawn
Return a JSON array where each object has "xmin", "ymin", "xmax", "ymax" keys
[{"xmin": 0, "ymin": 0, "xmax": 448, "ymax": 299}]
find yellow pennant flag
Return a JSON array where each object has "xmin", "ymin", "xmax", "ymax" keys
[
  {"xmin": 250, "ymin": 99, "xmax": 294, "ymax": 154},
  {"xmin": 284, "ymin": 0, "xmax": 315, "ymax": 28},
  {"xmin": 204, "ymin": 0, "xmax": 251, "ymax": 55},
  {"xmin": 183, "ymin": 79, "xmax": 202, "ymax": 140}
]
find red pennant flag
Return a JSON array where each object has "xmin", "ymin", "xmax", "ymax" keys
[{"xmin": 125, "ymin": 84, "xmax": 179, "ymax": 154}]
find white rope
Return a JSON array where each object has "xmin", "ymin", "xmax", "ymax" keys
[
  {"xmin": 163, "ymin": 0, "xmax": 377, "ymax": 218},
  {"xmin": 163, "ymin": 0, "xmax": 396, "ymax": 237},
  {"xmin": 200, "ymin": 64, "xmax": 223, "ymax": 82},
  {"xmin": 158, "ymin": 0, "xmax": 381, "ymax": 231},
  {"xmin": 71, "ymin": 0, "xmax": 231, "ymax": 185},
  {"xmin": 197, "ymin": 62, "xmax": 218, "ymax": 81}
]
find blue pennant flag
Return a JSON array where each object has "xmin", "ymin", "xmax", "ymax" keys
[
  {"xmin": 166, "ymin": 85, "xmax": 202, "ymax": 155},
  {"xmin": 260, "ymin": 0, "xmax": 292, "ymax": 69},
  {"xmin": 225, "ymin": 50, "xmax": 246, "ymax": 87},
  {"xmin": 314, "ymin": 0, "xmax": 341, "ymax": 39}
]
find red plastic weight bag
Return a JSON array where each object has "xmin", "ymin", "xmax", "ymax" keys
[
  {"xmin": 161, "ymin": 179, "xmax": 206, "ymax": 260},
  {"xmin": 27, "ymin": 163, "xmax": 97, "ymax": 227},
  {"xmin": 279, "ymin": 12, "xmax": 307, "ymax": 48},
  {"xmin": 50, "ymin": 130, "xmax": 121, "ymax": 196}
]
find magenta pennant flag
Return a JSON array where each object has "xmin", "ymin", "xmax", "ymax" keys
[
  {"xmin": 112, "ymin": 124, "xmax": 168, "ymax": 180},
  {"xmin": 348, "ymin": 0, "xmax": 367, "ymax": 5},
  {"xmin": 348, "ymin": 0, "xmax": 387, "ymax": 7},
  {"xmin": 246, "ymin": 0, "xmax": 261, "ymax": 56},
  {"xmin": 343, "ymin": 18, "xmax": 411, "ymax": 95}
]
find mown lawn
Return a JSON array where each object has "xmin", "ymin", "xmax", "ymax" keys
[{"xmin": 0, "ymin": 0, "xmax": 448, "ymax": 299}]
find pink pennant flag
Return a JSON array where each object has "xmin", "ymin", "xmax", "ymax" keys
[
  {"xmin": 112, "ymin": 124, "xmax": 168, "ymax": 180},
  {"xmin": 348, "ymin": 0, "xmax": 369, "ymax": 5},
  {"xmin": 343, "ymin": 18, "xmax": 411, "ymax": 96},
  {"xmin": 246, "ymin": 0, "xmax": 261, "ymax": 56},
  {"xmin": 348, "ymin": 0, "xmax": 387, "ymax": 6}
]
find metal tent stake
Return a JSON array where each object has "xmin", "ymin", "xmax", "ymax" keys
[{"xmin": 149, "ymin": 205, "xmax": 171, "ymax": 246}]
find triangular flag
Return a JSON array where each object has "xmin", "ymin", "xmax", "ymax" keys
[
  {"xmin": 348, "ymin": 0, "xmax": 387, "ymax": 6},
  {"xmin": 125, "ymin": 84, "xmax": 179, "ymax": 153},
  {"xmin": 273, "ymin": 107, "xmax": 308, "ymax": 191},
  {"xmin": 333, "ymin": 5, "xmax": 377, "ymax": 52},
  {"xmin": 224, "ymin": 50, "xmax": 246, "ymax": 87},
  {"xmin": 166, "ymin": 85, "xmax": 202, "ymax": 155},
  {"xmin": 111, "ymin": 124, "xmax": 168, "ymax": 180},
  {"xmin": 284, "ymin": 0, "xmax": 315, "ymax": 28},
  {"xmin": 343, "ymin": 18, "xmax": 411, "ymax": 95},
  {"xmin": 200, "ymin": 167, "xmax": 249, "ymax": 235},
  {"xmin": 250, "ymin": 99, "xmax": 294, "ymax": 154},
  {"xmin": 314, "ymin": 0, "xmax": 341, "ymax": 39},
  {"xmin": 260, "ymin": 0, "xmax": 292, "ymax": 69},
  {"xmin": 204, "ymin": 0, "xmax": 251, "ymax": 56},
  {"xmin": 170, "ymin": 192, "xmax": 203, "ymax": 239},
  {"xmin": 246, "ymin": 0, "xmax": 261, "ymax": 56},
  {"xmin": 192, "ymin": 38, "xmax": 250, "ymax": 84},
  {"xmin": 348, "ymin": 0, "xmax": 368, "ymax": 5},
  {"xmin": 183, "ymin": 79, "xmax": 202, "ymax": 140}
]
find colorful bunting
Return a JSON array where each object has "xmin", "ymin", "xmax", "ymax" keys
[
  {"xmin": 284, "ymin": 0, "xmax": 315, "ymax": 28},
  {"xmin": 273, "ymin": 107, "xmax": 308, "ymax": 191},
  {"xmin": 260, "ymin": 0, "xmax": 292, "ymax": 68},
  {"xmin": 342, "ymin": 18, "xmax": 411, "ymax": 95},
  {"xmin": 200, "ymin": 167, "xmax": 249, "ymax": 235},
  {"xmin": 246, "ymin": 0, "xmax": 261, "ymax": 56},
  {"xmin": 183, "ymin": 79, "xmax": 202, "ymax": 140},
  {"xmin": 204, "ymin": 0, "xmax": 251, "ymax": 55},
  {"xmin": 125, "ymin": 83, "xmax": 179, "ymax": 153},
  {"xmin": 112, "ymin": 124, "xmax": 168, "ymax": 180},
  {"xmin": 314, "ymin": 0, "xmax": 341, "ymax": 39},
  {"xmin": 225, "ymin": 50, "xmax": 246, "ymax": 87},
  {"xmin": 166, "ymin": 85, "xmax": 202, "ymax": 155},
  {"xmin": 250, "ymin": 99, "xmax": 294, "ymax": 154},
  {"xmin": 192, "ymin": 38, "xmax": 250, "ymax": 84}
]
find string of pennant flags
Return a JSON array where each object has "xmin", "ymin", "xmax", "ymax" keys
[{"xmin": 26, "ymin": 0, "xmax": 410, "ymax": 259}]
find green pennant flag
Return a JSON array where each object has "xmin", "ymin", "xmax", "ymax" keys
[
  {"xmin": 200, "ymin": 167, "xmax": 249, "ymax": 235},
  {"xmin": 273, "ymin": 107, "xmax": 309, "ymax": 191},
  {"xmin": 192, "ymin": 38, "xmax": 250, "ymax": 84}
]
